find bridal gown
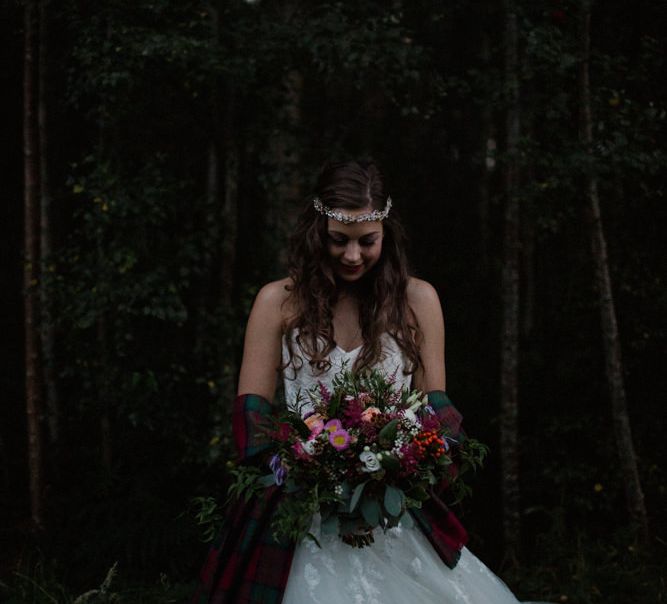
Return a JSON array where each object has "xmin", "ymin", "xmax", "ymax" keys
[{"xmin": 281, "ymin": 333, "xmax": 542, "ymax": 604}]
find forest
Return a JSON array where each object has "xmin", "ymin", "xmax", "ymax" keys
[{"xmin": 3, "ymin": 0, "xmax": 666, "ymax": 602}]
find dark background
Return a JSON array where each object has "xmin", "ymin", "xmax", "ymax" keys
[{"xmin": 2, "ymin": 0, "xmax": 666, "ymax": 602}]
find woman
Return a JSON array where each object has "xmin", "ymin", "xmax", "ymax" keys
[{"xmin": 193, "ymin": 160, "xmax": 538, "ymax": 603}]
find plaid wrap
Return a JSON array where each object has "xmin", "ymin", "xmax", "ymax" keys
[
  {"xmin": 192, "ymin": 390, "xmax": 469, "ymax": 603},
  {"xmin": 426, "ymin": 389, "xmax": 467, "ymax": 487}
]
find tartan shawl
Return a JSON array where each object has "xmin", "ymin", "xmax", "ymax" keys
[{"xmin": 192, "ymin": 391, "xmax": 468, "ymax": 604}]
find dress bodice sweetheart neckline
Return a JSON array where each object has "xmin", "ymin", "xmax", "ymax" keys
[{"xmin": 281, "ymin": 330, "xmax": 412, "ymax": 416}]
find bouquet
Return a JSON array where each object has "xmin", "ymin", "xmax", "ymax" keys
[{"xmin": 228, "ymin": 369, "xmax": 486, "ymax": 548}]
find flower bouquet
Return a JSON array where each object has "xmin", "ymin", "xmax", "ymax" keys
[{"xmin": 228, "ymin": 369, "xmax": 486, "ymax": 548}]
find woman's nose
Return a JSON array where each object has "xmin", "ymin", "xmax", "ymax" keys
[{"xmin": 343, "ymin": 242, "xmax": 361, "ymax": 263}]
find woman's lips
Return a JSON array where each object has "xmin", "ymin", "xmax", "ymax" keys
[{"xmin": 340, "ymin": 264, "xmax": 363, "ymax": 274}]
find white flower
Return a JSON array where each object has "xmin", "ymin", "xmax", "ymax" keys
[
  {"xmin": 402, "ymin": 408, "xmax": 422, "ymax": 427},
  {"xmin": 301, "ymin": 440, "xmax": 316, "ymax": 455},
  {"xmin": 359, "ymin": 450, "xmax": 381, "ymax": 473},
  {"xmin": 406, "ymin": 391, "xmax": 428, "ymax": 412}
]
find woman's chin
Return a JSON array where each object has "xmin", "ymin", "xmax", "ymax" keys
[{"xmin": 335, "ymin": 266, "xmax": 366, "ymax": 281}]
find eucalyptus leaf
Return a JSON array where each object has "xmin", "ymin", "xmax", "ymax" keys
[
  {"xmin": 384, "ymin": 485, "xmax": 403, "ymax": 517},
  {"xmin": 401, "ymin": 512, "xmax": 415, "ymax": 529},
  {"xmin": 285, "ymin": 479, "xmax": 300, "ymax": 493},
  {"xmin": 361, "ymin": 497, "xmax": 381, "ymax": 527},
  {"xmin": 321, "ymin": 515, "xmax": 339, "ymax": 536},
  {"xmin": 259, "ymin": 474, "xmax": 276, "ymax": 487},
  {"xmin": 350, "ymin": 481, "xmax": 368, "ymax": 512}
]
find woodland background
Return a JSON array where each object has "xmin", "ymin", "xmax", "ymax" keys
[{"xmin": 2, "ymin": 0, "xmax": 666, "ymax": 602}]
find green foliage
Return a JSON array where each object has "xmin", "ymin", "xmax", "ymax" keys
[
  {"xmin": 226, "ymin": 464, "xmax": 265, "ymax": 504},
  {"xmin": 0, "ymin": 557, "xmax": 193, "ymax": 604},
  {"xmin": 5, "ymin": 0, "xmax": 666, "ymax": 601},
  {"xmin": 190, "ymin": 496, "xmax": 224, "ymax": 544}
]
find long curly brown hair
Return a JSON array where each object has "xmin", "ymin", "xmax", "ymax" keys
[{"xmin": 283, "ymin": 159, "xmax": 421, "ymax": 375}]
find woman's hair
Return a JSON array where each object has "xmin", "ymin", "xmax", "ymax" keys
[{"xmin": 283, "ymin": 159, "xmax": 421, "ymax": 374}]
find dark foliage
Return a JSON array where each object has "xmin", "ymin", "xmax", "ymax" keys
[{"xmin": 3, "ymin": 0, "xmax": 666, "ymax": 601}]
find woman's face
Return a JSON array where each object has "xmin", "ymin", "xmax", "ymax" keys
[{"xmin": 326, "ymin": 213, "xmax": 384, "ymax": 282}]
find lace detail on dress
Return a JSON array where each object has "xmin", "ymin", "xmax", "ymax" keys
[
  {"xmin": 280, "ymin": 330, "xmax": 540, "ymax": 604},
  {"xmin": 284, "ymin": 531, "xmax": 529, "ymax": 604}
]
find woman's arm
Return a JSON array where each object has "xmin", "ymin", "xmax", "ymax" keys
[
  {"xmin": 236, "ymin": 278, "xmax": 290, "ymax": 401},
  {"xmin": 407, "ymin": 277, "xmax": 446, "ymax": 392}
]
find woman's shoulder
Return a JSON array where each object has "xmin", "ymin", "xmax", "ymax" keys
[
  {"xmin": 406, "ymin": 277, "xmax": 442, "ymax": 309},
  {"xmin": 256, "ymin": 277, "xmax": 292, "ymax": 302},
  {"xmin": 252, "ymin": 277, "xmax": 295, "ymax": 325}
]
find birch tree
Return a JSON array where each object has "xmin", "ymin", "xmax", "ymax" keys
[
  {"xmin": 578, "ymin": 0, "xmax": 649, "ymax": 545},
  {"xmin": 23, "ymin": 0, "xmax": 44, "ymax": 530}
]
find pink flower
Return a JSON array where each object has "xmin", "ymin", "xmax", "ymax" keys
[
  {"xmin": 304, "ymin": 413, "xmax": 325, "ymax": 437},
  {"xmin": 324, "ymin": 419, "xmax": 343, "ymax": 433},
  {"xmin": 360, "ymin": 406, "xmax": 381, "ymax": 423},
  {"xmin": 329, "ymin": 429, "xmax": 351, "ymax": 451},
  {"xmin": 292, "ymin": 440, "xmax": 315, "ymax": 460},
  {"xmin": 342, "ymin": 397, "xmax": 365, "ymax": 426},
  {"xmin": 318, "ymin": 382, "xmax": 332, "ymax": 403}
]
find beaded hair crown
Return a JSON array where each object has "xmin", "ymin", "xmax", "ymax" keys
[{"xmin": 312, "ymin": 196, "xmax": 392, "ymax": 224}]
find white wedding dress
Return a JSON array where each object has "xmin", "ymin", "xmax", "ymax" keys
[{"xmin": 281, "ymin": 333, "xmax": 544, "ymax": 604}]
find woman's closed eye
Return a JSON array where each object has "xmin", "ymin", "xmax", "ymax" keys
[
  {"xmin": 328, "ymin": 235, "xmax": 378, "ymax": 246},
  {"xmin": 328, "ymin": 235, "xmax": 347, "ymax": 246}
]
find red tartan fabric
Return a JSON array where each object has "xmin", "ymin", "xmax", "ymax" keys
[
  {"xmin": 191, "ymin": 483, "xmax": 295, "ymax": 604},
  {"xmin": 192, "ymin": 391, "xmax": 469, "ymax": 603}
]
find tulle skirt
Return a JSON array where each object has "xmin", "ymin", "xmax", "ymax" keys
[{"xmin": 283, "ymin": 516, "xmax": 541, "ymax": 604}]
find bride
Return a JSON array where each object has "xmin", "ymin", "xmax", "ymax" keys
[{"xmin": 192, "ymin": 159, "xmax": 543, "ymax": 603}]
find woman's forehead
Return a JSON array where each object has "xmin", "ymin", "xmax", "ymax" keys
[{"xmin": 326, "ymin": 218, "xmax": 383, "ymax": 236}]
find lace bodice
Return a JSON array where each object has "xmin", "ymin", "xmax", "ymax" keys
[{"xmin": 281, "ymin": 331, "xmax": 412, "ymax": 416}]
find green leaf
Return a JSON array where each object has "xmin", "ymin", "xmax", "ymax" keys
[
  {"xmin": 361, "ymin": 497, "xmax": 381, "ymax": 527},
  {"xmin": 384, "ymin": 485, "xmax": 403, "ymax": 517},
  {"xmin": 401, "ymin": 512, "xmax": 415, "ymax": 529},
  {"xmin": 321, "ymin": 514, "xmax": 339, "ymax": 535},
  {"xmin": 350, "ymin": 481, "xmax": 368, "ymax": 512},
  {"xmin": 305, "ymin": 532, "xmax": 322, "ymax": 549},
  {"xmin": 380, "ymin": 454, "xmax": 400, "ymax": 472},
  {"xmin": 259, "ymin": 474, "xmax": 276, "ymax": 487},
  {"xmin": 284, "ymin": 479, "xmax": 300, "ymax": 494},
  {"xmin": 407, "ymin": 485, "xmax": 430, "ymax": 501},
  {"xmin": 378, "ymin": 418, "xmax": 399, "ymax": 446}
]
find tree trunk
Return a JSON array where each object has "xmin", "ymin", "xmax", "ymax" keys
[
  {"xmin": 207, "ymin": 1, "xmax": 239, "ymax": 400},
  {"xmin": 520, "ymin": 122, "xmax": 536, "ymax": 342},
  {"xmin": 23, "ymin": 0, "xmax": 44, "ymax": 530},
  {"xmin": 478, "ymin": 16, "xmax": 495, "ymax": 276},
  {"xmin": 500, "ymin": 0, "xmax": 521, "ymax": 563},
  {"xmin": 578, "ymin": 1, "xmax": 649, "ymax": 545},
  {"xmin": 269, "ymin": 67, "xmax": 303, "ymax": 268},
  {"xmin": 38, "ymin": 0, "xmax": 59, "ymax": 450},
  {"xmin": 221, "ymin": 87, "xmax": 238, "ymax": 309}
]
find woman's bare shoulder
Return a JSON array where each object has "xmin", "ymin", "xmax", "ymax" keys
[
  {"xmin": 407, "ymin": 277, "xmax": 442, "ymax": 310},
  {"xmin": 256, "ymin": 277, "xmax": 292, "ymax": 303},
  {"xmin": 253, "ymin": 277, "xmax": 295, "ymax": 324}
]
